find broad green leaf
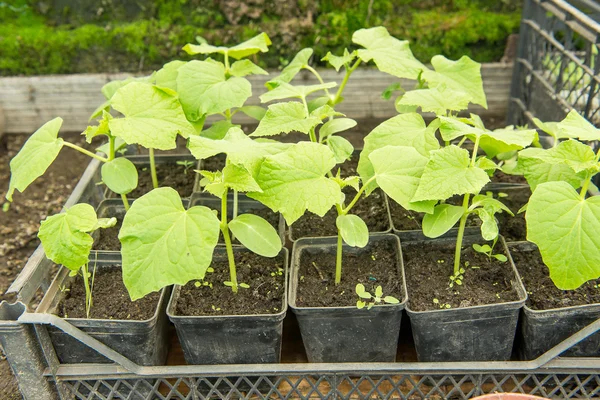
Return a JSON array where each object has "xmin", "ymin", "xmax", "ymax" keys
[
  {"xmin": 230, "ymin": 59, "xmax": 268, "ymax": 77},
  {"xmin": 336, "ymin": 214, "xmax": 369, "ymax": 248},
  {"xmin": 266, "ymin": 48, "xmax": 313, "ymax": 88},
  {"xmin": 109, "ymin": 83, "xmax": 195, "ymax": 150},
  {"xmin": 200, "ymin": 120, "xmax": 238, "ymax": 140},
  {"xmin": 248, "ymin": 142, "xmax": 341, "ymax": 225},
  {"xmin": 475, "ymin": 157, "xmax": 499, "ymax": 172},
  {"xmin": 526, "ymin": 181, "xmax": 600, "ymax": 289},
  {"xmin": 478, "ymin": 127, "xmax": 537, "ymax": 158},
  {"xmin": 384, "ymin": 296, "xmax": 400, "ymax": 304},
  {"xmin": 250, "ymin": 102, "xmax": 321, "ymax": 137},
  {"xmin": 183, "ymin": 32, "xmax": 271, "ymax": 60},
  {"xmin": 532, "ymin": 117, "xmax": 571, "ymax": 141},
  {"xmin": 310, "ymin": 104, "xmax": 343, "ymax": 120},
  {"xmin": 358, "ymin": 113, "xmax": 440, "ymax": 194},
  {"xmin": 222, "ymin": 163, "xmax": 262, "ymax": 193},
  {"xmin": 38, "ymin": 203, "xmax": 97, "ymax": 270},
  {"xmin": 319, "ymin": 118, "xmax": 357, "ymax": 141},
  {"xmin": 101, "ymin": 74, "xmax": 155, "ymax": 100},
  {"xmin": 7, "ymin": 118, "xmax": 64, "ymax": 202},
  {"xmin": 101, "ymin": 157, "xmax": 139, "ymax": 195},
  {"xmin": 228, "ymin": 214, "xmax": 282, "ymax": 257},
  {"xmin": 155, "ymin": 60, "xmax": 185, "ymax": 91},
  {"xmin": 471, "ymin": 195, "xmax": 513, "ymax": 216},
  {"xmin": 531, "ymin": 139, "xmax": 597, "ymax": 173},
  {"xmin": 518, "ymin": 147, "xmax": 586, "ymax": 191},
  {"xmin": 369, "ymin": 146, "xmax": 436, "ymax": 213},
  {"xmin": 352, "ymin": 26, "xmax": 426, "ymax": 79},
  {"xmin": 422, "ymin": 204, "xmax": 464, "ymax": 238},
  {"xmin": 119, "ymin": 187, "xmax": 221, "ymax": 300},
  {"xmin": 394, "ymin": 95, "xmax": 419, "ymax": 113},
  {"xmin": 89, "ymin": 99, "xmax": 112, "ymax": 121},
  {"xmin": 473, "ymin": 208, "xmax": 498, "ymax": 241},
  {"xmin": 260, "ymin": 81, "xmax": 337, "ymax": 103},
  {"xmin": 177, "ymin": 60, "xmax": 252, "ymax": 120},
  {"xmin": 422, "ymin": 55, "xmax": 487, "ymax": 108},
  {"xmin": 438, "ymin": 116, "xmax": 485, "ymax": 141},
  {"xmin": 322, "ymin": 48, "xmax": 357, "ymax": 72},
  {"xmin": 557, "ymin": 110, "xmax": 600, "ymax": 141},
  {"xmin": 83, "ymin": 111, "xmax": 111, "ymax": 143},
  {"xmin": 412, "ymin": 145, "xmax": 490, "ymax": 202},
  {"xmin": 308, "ymin": 96, "xmax": 330, "ymax": 113},
  {"xmin": 327, "ymin": 136, "xmax": 354, "ymax": 163},
  {"xmin": 398, "ymin": 85, "xmax": 471, "ymax": 114},
  {"xmin": 237, "ymin": 106, "xmax": 267, "ymax": 121}
]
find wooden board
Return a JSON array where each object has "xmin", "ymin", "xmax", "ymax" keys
[{"xmin": 0, "ymin": 64, "xmax": 513, "ymax": 134}]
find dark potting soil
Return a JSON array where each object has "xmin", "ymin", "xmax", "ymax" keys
[
  {"xmin": 512, "ymin": 247, "xmax": 600, "ymax": 310},
  {"xmin": 175, "ymin": 251, "xmax": 285, "ymax": 316},
  {"xmin": 291, "ymin": 188, "xmax": 389, "ymax": 238},
  {"xmin": 496, "ymin": 187, "xmax": 531, "ymax": 242},
  {"xmin": 492, "ymin": 171, "xmax": 527, "ymax": 184},
  {"xmin": 125, "ymin": 162, "xmax": 196, "ymax": 198},
  {"xmin": 58, "ymin": 266, "xmax": 160, "ymax": 320},
  {"xmin": 295, "ymin": 239, "xmax": 404, "ymax": 307},
  {"xmin": 403, "ymin": 241, "xmax": 520, "ymax": 311},
  {"xmin": 92, "ymin": 216, "xmax": 123, "ymax": 251},
  {"xmin": 200, "ymin": 155, "xmax": 226, "ymax": 172},
  {"xmin": 388, "ymin": 195, "xmax": 479, "ymax": 231}
]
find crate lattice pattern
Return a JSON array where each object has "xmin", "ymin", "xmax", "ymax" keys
[{"xmin": 57, "ymin": 373, "xmax": 600, "ymax": 399}]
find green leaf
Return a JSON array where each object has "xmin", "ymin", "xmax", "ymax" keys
[
  {"xmin": 383, "ymin": 296, "xmax": 400, "ymax": 304},
  {"xmin": 230, "ymin": 60, "xmax": 268, "ymax": 77},
  {"xmin": 155, "ymin": 60, "xmax": 186, "ymax": 91},
  {"xmin": 101, "ymin": 157, "xmax": 138, "ymax": 195},
  {"xmin": 83, "ymin": 111, "xmax": 112, "ymax": 143},
  {"xmin": 394, "ymin": 96, "xmax": 419, "ymax": 113},
  {"xmin": 557, "ymin": 110, "xmax": 600, "ymax": 141},
  {"xmin": 322, "ymin": 48, "xmax": 356, "ymax": 72},
  {"xmin": 96, "ymin": 137, "xmax": 127, "ymax": 156},
  {"xmin": 327, "ymin": 136, "xmax": 354, "ymax": 163},
  {"xmin": 532, "ymin": 117, "xmax": 571, "ymax": 141},
  {"xmin": 336, "ymin": 214, "xmax": 369, "ymax": 247},
  {"xmin": 183, "ymin": 32, "xmax": 271, "ymax": 60},
  {"xmin": 375, "ymin": 286, "xmax": 383, "ymax": 298},
  {"xmin": 422, "ymin": 204, "xmax": 464, "ymax": 238},
  {"xmin": 398, "ymin": 85, "xmax": 471, "ymax": 115},
  {"xmin": 248, "ymin": 142, "xmax": 341, "ymax": 225},
  {"xmin": 471, "ymin": 195, "xmax": 514, "ymax": 216},
  {"xmin": 473, "ymin": 208, "xmax": 498, "ymax": 241},
  {"xmin": 200, "ymin": 120, "xmax": 238, "ymax": 140},
  {"xmin": 475, "ymin": 157, "xmax": 499, "ymax": 172},
  {"xmin": 260, "ymin": 82, "xmax": 337, "ymax": 103},
  {"xmin": 369, "ymin": 145, "xmax": 436, "ymax": 213},
  {"xmin": 177, "ymin": 60, "xmax": 252, "ymax": 120},
  {"xmin": 357, "ymin": 300, "xmax": 366, "ymax": 309},
  {"xmin": 119, "ymin": 187, "xmax": 221, "ymax": 300},
  {"xmin": 266, "ymin": 48, "xmax": 313, "ymax": 89},
  {"xmin": 222, "ymin": 163, "xmax": 262, "ymax": 193},
  {"xmin": 438, "ymin": 116, "xmax": 484, "ymax": 142},
  {"xmin": 319, "ymin": 118, "xmax": 357, "ymax": 141},
  {"xmin": 101, "ymin": 74, "xmax": 155, "ymax": 100},
  {"xmin": 109, "ymin": 83, "xmax": 195, "ymax": 150},
  {"xmin": 237, "ymin": 106, "xmax": 267, "ymax": 121},
  {"xmin": 250, "ymin": 102, "xmax": 321, "ymax": 137},
  {"xmin": 308, "ymin": 96, "xmax": 330, "ymax": 113},
  {"xmin": 352, "ymin": 26, "xmax": 426, "ymax": 79},
  {"xmin": 358, "ymin": 113, "xmax": 440, "ymax": 194},
  {"xmin": 7, "ymin": 118, "xmax": 64, "ymax": 202},
  {"xmin": 94, "ymin": 217, "xmax": 117, "ymax": 230},
  {"xmin": 229, "ymin": 214, "xmax": 282, "ymax": 257},
  {"xmin": 473, "ymin": 243, "xmax": 491, "ymax": 253},
  {"xmin": 310, "ymin": 104, "xmax": 343, "ymax": 120},
  {"xmin": 422, "ymin": 55, "xmax": 487, "ymax": 108},
  {"xmin": 356, "ymin": 283, "xmax": 366, "ymax": 295},
  {"xmin": 38, "ymin": 203, "xmax": 97, "ymax": 270},
  {"xmin": 412, "ymin": 145, "xmax": 490, "ymax": 202},
  {"xmin": 530, "ymin": 140, "xmax": 598, "ymax": 173},
  {"xmin": 493, "ymin": 254, "xmax": 508, "ymax": 262},
  {"xmin": 478, "ymin": 127, "xmax": 537, "ymax": 158},
  {"xmin": 526, "ymin": 181, "xmax": 600, "ymax": 289}
]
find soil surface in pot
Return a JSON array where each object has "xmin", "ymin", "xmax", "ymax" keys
[
  {"xmin": 404, "ymin": 241, "xmax": 520, "ymax": 311},
  {"xmin": 124, "ymin": 162, "xmax": 195, "ymax": 198},
  {"xmin": 512, "ymin": 247, "xmax": 600, "ymax": 310},
  {"xmin": 58, "ymin": 267, "xmax": 160, "ymax": 320},
  {"xmin": 93, "ymin": 216, "xmax": 123, "ymax": 251},
  {"xmin": 496, "ymin": 188, "xmax": 531, "ymax": 242},
  {"xmin": 389, "ymin": 195, "xmax": 479, "ymax": 231},
  {"xmin": 295, "ymin": 239, "xmax": 404, "ymax": 307},
  {"xmin": 200, "ymin": 155, "xmax": 226, "ymax": 172},
  {"xmin": 492, "ymin": 171, "xmax": 527, "ymax": 185},
  {"xmin": 175, "ymin": 251, "xmax": 285, "ymax": 316}
]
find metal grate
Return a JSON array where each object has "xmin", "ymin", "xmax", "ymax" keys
[
  {"xmin": 56, "ymin": 373, "xmax": 600, "ymax": 399},
  {"xmin": 508, "ymin": 0, "xmax": 600, "ymax": 127}
]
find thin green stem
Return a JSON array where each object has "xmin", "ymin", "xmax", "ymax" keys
[
  {"xmin": 225, "ymin": 109, "xmax": 232, "ymax": 122},
  {"xmin": 81, "ymin": 263, "xmax": 92, "ymax": 318},
  {"xmin": 580, "ymin": 176, "xmax": 592, "ymax": 199},
  {"xmin": 221, "ymin": 191, "xmax": 238, "ymax": 293},
  {"xmin": 331, "ymin": 59, "xmax": 361, "ymax": 105},
  {"xmin": 63, "ymin": 141, "xmax": 108, "ymax": 162},
  {"xmin": 121, "ymin": 194, "xmax": 130, "ymax": 211},
  {"xmin": 342, "ymin": 176, "xmax": 377, "ymax": 215},
  {"xmin": 304, "ymin": 65, "xmax": 331, "ymax": 97},
  {"xmin": 453, "ymin": 193, "xmax": 471, "ymax": 275},
  {"xmin": 232, "ymin": 189, "xmax": 239, "ymax": 240},
  {"xmin": 456, "ymin": 136, "xmax": 467, "ymax": 148},
  {"xmin": 224, "ymin": 53, "xmax": 230, "ymax": 72},
  {"xmin": 335, "ymin": 228, "xmax": 343, "ymax": 285},
  {"xmin": 108, "ymin": 135, "xmax": 115, "ymax": 161},
  {"xmin": 149, "ymin": 148, "xmax": 159, "ymax": 189}
]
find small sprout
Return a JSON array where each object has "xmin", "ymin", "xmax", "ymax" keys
[
  {"xmin": 2, "ymin": 202, "xmax": 10, "ymax": 212},
  {"xmin": 433, "ymin": 298, "xmax": 451, "ymax": 309},
  {"xmin": 445, "ymin": 304, "xmax": 451, "ymax": 309},
  {"xmin": 207, "ymin": 267, "xmax": 215, "ymax": 273},
  {"xmin": 59, "ymin": 284, "xmax": 70, "ymax": 293},
  {"xmin": 497, "ymin": 192, "xmax": 508, "ymax": 198},
  {"xmin": 194, "ymin": 281, "xmax": 201, "ymax": 288},
  {"xmin": 239, "ymin": 283, "xmax": 250, "ymax": 289},
  {"xmin": 496, "ymin": 293, "xmax": 501, "ymax": 299},
  {"xmin": 270, "ymin": 272, "xmax": 275, "ymax": 277},
  {"xmin": 357, "ymin": 300, "xmax": 366, "ymax": 309},
  {"xmin": 455, "ymin": 279, "xmax": 462, "ymax": 285},
  {"xmin": 433, "ymin": 298, "xmax": 440, "ymax": 304},
  {"xmin": 224, "ymin": 281, "xmax": 234, "ymax": 287},
  {"xmin": 473, "ymin": 239, "xmax": 507, "ymax": 263},
  {"xmin": 176, "ymin": 160, "xmax": 196, "ymax": 174},
  {"xmin": 371, "ymin": 254, "xmax": 376, "ymax": 261},
  {"xmin": 355, "ymin": 283, "xmax": 398, "ymax": 309},
  {"xmin": 68, "ymin": 270, "xmax": 79, "ymax": 277},
  {"xmin": 459, "ymin": 268, "xmax": 465, "ymax": 274},
  {"xmin": 464, "ymin": 261, "xmax": 470, "ymax": 267},
  {"xmin": 493, "ymin": 254, "xmax": 508, "ymax": 262}
]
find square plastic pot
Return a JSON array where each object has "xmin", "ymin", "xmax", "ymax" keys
[
  {"xmin": 289, "ymin": 234, "xmax": 407, "ymax": 363},
  {"xmin": 166, "ymin": 247, "xmax": 289, "ymax": 365},
  {"xmin": 405, "ymin": 235, "xmax": 527, "ymax": 362}
]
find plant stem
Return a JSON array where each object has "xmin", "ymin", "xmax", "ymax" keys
[
  {"xmin": 331, "ymin": 59, "xmax": 361, "ymax": 105},
  {"xmin": 63, "ymin": 141, "xmax": 108, "ymax": 162},
  {"xmin": 231, "ymin": 189, "xmax": 239, "ymax": 241},
  {"xmin": 81, "ymin": 263, "xmax": 92, "ymax": 318},
  {"xmin": 221, "ymin": 191, "xmax": 238, "ymax": 293},
  {"xmin": 224, "ymin": 53, "xmax": 230, "ymax": 72},
  {"xmin": 335, "ymin": 228, "xmax": 343, "ymax": 285},
  {"xmin": 304, "ymin": 65, "xmax": 331, "ymax": 97},
  {"xmin": 225, "ymin": 109, "xmax": 232, "ymax": 122},
  {"xmin": 342, "ymin": 176, "xmax": 376, "ymax": 214},
  {"xmin": 121, "ymin": 194, "xmax": 130, "ymax": 211},
  {"xmin": 108, "ymin": 135, "xmax": 115, "ymax": 161},
  {"xmin": 580, "ymin": 176, "xmax": 592, "ymax": 199},
  {"xmin": 149, "ymin": 148, "xmax": 159, "ymax": 189}
]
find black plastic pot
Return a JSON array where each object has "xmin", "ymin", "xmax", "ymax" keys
[
  {"xmin": 35, "ymin": 258, "xmax": 170, "ymax": 365},
  {"xmin": 105, "ymin": 153, "xmax": 199, "ymax": 199},
  {"xmin": 167, "ymin": 247, "xmax": 288, "ymax": 365},
  {"xmin": 189, "ymin": 192, "xmax": 285, "ymax": 245},
  {"xmin": 405, "ymin": 236, "xmax": 527, "ymax": 362},
  {"xmin": 289, "ymin": 234, "xmax": 407, "ymax": 363},
  {"xmin": 509, "ymin": 242, "xmax": 600, "ymax": 359}
]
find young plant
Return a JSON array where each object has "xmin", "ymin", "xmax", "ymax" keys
[
  {"xmin": 355, "ymin": 283, "xmax": 399, "ymax": 310},
  {"xmin": 519, "ymin": 110, "xmax": 600, "ymax": 290},
  {"xmin": 38, "ymin": 204, "xmax": 116, "ymax": 317},
  {"xmin": 6, "ymin": 115, "xmax": 139, "ymax": 211}
]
